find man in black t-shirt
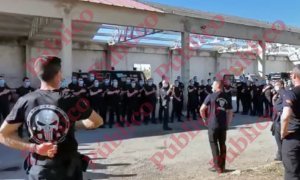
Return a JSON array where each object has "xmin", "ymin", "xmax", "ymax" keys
[
  {"xmin": 144, "ymin": 78, "xmax": 157, "ymax": 124},
  {"xmin": 107, "ymin": 79, "xmax": 122, "ymax": 128},
  {"xmin": 0, "ymin": 76, "xmax": 11, "ymax": 124},
  {"xmin": 171, "ymin": 80, "xmax": 183, "ymax": 123},
  {"xmin": 16, "ymin": 77, "xmax": 35, "ymax": 97},
  {"xmin": 281, "ymin": 65, "xmax": 300, "ymax": 180},
  {"xmin": 187, "ymin": 80, "xmax": 198, "ymax": 120},
  {"xmin": 0, "ymin": 56, "xmax": 103, "ymax": 180},
  {"xmin": 200, "ymin": 80, "xmax": 233, "ymax": 173}
]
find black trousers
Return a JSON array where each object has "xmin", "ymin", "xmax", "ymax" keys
[
  {"xmin": 263, "ymin": 97, "xmax": 273, "ymax": 117},
  {"xmin": 282, "ymin": 132, "xmax": 300, "ymax": 180},
  {"xmin": 127, "ymin": 100, "xmax": 139, "ymax": 125},
  {"xmin": 0, "ymin": 104, "xmax": 9, "ymax": 124},
  {"xmin": 208, "ymin": 128, "xmax": 227, "ymax": 172},
  {"xmin": 171, "ymin": 100, "xmax": 181, "ymax": 122},
  {"xmin": 144, "ymin": 99, "xmax": 156, "ymax": 123},
  {"xmin": 187, "ymin": 101, "xmax": 197, "ymax": 120},
  {"xmin": 236, "ymin": 95, "xmax": 241, "ymax": 112},
  {"xmin": 108, "ymin": 103, "xmax": 122, "ymax": 128}
]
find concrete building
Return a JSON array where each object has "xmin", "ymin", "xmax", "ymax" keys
[{"xmin": 0, "ymin": 0, "xmax": 299, "ymax": 88}]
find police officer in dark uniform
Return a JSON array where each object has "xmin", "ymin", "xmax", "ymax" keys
[
  {"xmin": 241, "ymin": 81, "xmax": 251, "ymax": 115},
  {"xmin": 120, "ymin": 77, "xmax": 130, "ymax": 125},
  {"xmin": 257, "ymin": 82, "xmax": 265, "ymax": 116},
  {"xmin": 144, "ymin": 78, "xmax": 157, "ymax": 124},
  {"xmin": 176, "ymin": 76, "xmax": 185, "ymax": 116},
  {"xmin": 16, "ymin": 77, "xmax": 35, "ymax": 138},
  {"xmin": 137, "ymin": 80, "xmax": 145, "ymax": 124},
  {"xmin": 86, "ymin": 73, "xmax": 95, "ymax": 89},
  {"xmin": 159, "ymin": 80, "xmax": 172, "ymax": 130},
  {"xmin": 89, "ymin": 80, "xmax": 103, "ymax": 127},
  {"xmin": 200, "ymin": 80, "xmax": 233, "ymax": 173},
  {"xmin": 68, "ymin": 75, "xmax": 78, "ymax": 92},
  {"xmin": 206, "ymin": 79, "xmax": 213, "ymax": 94},
  {"xmin": 271, "ymin": 80, "xmax": 285, "ymax": 161},
  {"xmin": 0, "ymin": 56, "xmax": 103, "ymax": 180},
  {"xmin": 198, "ymin": 80, "xmax": 206, "ymax": 107},
  {"xmin": 187, "ymin": 79, "xmax": 198, "ymax": 120},
  {"xmin": 171, "ymin": 80, "xmax": 183, "ymax": 123},
  {"xmin": 0, "ymin": 76, "xmax": 11, "ymax": 124},
  {"xmin": 107, "ymin": 79, "xmax": 123, "ymax": 128},
  {"xmin": 16, "ymin": 77, "xmax": 35, "ymax": 97},
  {"xmin": 223, "ymin": 79, "xmax": 233, "ymax": 103},
  {"xmin": 281, "ymin": 65, "xmax": 300, "ymax": 180},
  {"xmin": 262, "ymin": 80, "xmax": 274, "ymax": 117},
  {"xmin": 101, "ymin": 78, "xmax": 111, "ymax": 127},
  {"xmin": 73, "ymin": 78, "xmax": 88, "ymax": 98},
  {"xmin": 127, "ymin": 80, "xmax": 139, "ymax": 126},
  {"xmin": 250, "ymin": 81, "xmax": 258, "ymax": 116},
  {"xmin": 235, "ymin": 78, "xmax": 244, "ymax": 113}
]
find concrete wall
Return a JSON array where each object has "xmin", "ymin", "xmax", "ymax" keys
[
  {"xmin": 0, "ymin": 42, "xmax": 297, "ymax": 88},
  {"xmin": 0, "ymin": 45, "xmax": 25, "ymax": 88}
]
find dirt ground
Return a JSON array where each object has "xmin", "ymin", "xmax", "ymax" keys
[{"xmin": 0, "ymin": 105, "xmax": 283, "ymax": 180}]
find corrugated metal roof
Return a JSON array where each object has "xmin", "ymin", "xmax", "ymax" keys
[{"xmin": 82, "ymin": 0, "xmax": 164, "ymax": 13}]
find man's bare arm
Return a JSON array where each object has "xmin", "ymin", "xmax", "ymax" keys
[
  {"xmin": 281, "ymin": 107, "xmax": 293, "ymax": 139},
  {"xmin": 200, "ymin": 104, "xmax": 208, "ymax": 119},
  {"xmin": 75, "ymin": 110, "xmax": 103, "ymax": 129},
  {"xmin": 0, "ymin": 122, "xmax": 57, "ymax": 157}
]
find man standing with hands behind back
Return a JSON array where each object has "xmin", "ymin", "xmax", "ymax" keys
[
  {"xmin": 200, "ymin": 80, "xmax": 233, "ymax": 173},
  {"xmin": 0, "ymin": 56, "xmax": 103, "ymax": 180},
  {"xmin": 281, "ymin": 65, "xmax": 300, "ymax": 180}
]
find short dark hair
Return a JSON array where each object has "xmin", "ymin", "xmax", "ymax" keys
[{"xmin": 34, "ymin": 56, "xmax": 61, "ymax": 82}]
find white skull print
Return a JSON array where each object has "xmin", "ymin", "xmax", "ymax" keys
[{"xmin": 35, "ymin": 109, "xmax": 59, "ymax": 141}]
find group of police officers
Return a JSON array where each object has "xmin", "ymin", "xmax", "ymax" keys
[{"xmin": 1, "ymin": 68, "xmax": 300, "ymax": 179}]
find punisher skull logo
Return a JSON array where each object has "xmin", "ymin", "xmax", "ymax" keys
[{"xmin": 27, "ymin": 105, "xmax": 70, "ymax": 144}]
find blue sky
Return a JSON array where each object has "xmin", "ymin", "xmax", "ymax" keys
[{"xmin": 145, "ymin": 0, "xmax": 300, "ymax": 28}]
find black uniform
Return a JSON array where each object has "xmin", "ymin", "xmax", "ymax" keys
[
  {"xmin": 272, "ymin": 89, "xmax": 286, "ymax": 161},
  {"xmin": 241, "ymin": 84, "xmax": 251, "ymax": 115},
  {"xmin": 120, "ymin": 83, "xmax": 130, "ymax": 124},
  {"xmin": 127, "ymin": 86, "xmax": 139, "ymax": 125},
  {"xmin": 257, "ymin": 85, "xmax": 264, "ymax": 116},
  {"xmin": 89, "ymin": 86, "xmax": 103, "ymax": 117},
  {"xmin": 107, "ymin": 86, "xmax": 122, "ymax": 128},
  {"xmin": 187, "ymin": 85, "xmax": 198, "ymax": 120},
  {"xmin": 203, "ymin": 91, "xmax": 232, "ymax": 173},
  {"xmin": 5, "ymin": 89, "xmax": 93, "ymax": 180},
  {"xmin": 199, "ymin": 85, "xmax": 208, "ymax": 109},
  {"xmin": 73, "ymin": 86, "xmax": 88, "ymax": 99},
  {"xmin": 68, "ymin": 83, "xmax": 78, "ymax": 93},
  {"xmin": 137, "ymin": 85, "xmax": 145, "ymax": 123},
  {"xmin": 171, "ymin": 86, "xmax": 183, "ymax": 122},
  {"xmin": 16, "ymin": 86, "xmax": 35, "ymax": 137},
  {"xmin": 16, "ymin": 86, "xmax": 35, "ymax": 97},
  {"xmin": 101, "ymin": 84, "xmax": 110, "ymax": 127},
  {"xmin": 250, "ymin": 84, "xmax": 258, "ymax": 116},
  {"xmin": 179, "ymin": 82, "xmax": 185, "ymax": 115},
  {"xmin": 0, "ymin": 86, "xmax": 11, "ymax": 123},
  {"xmin": 144, "ymin": 84, "xmax": 157, "ymax": 124},
  {"xmin": 282, "ymin": 86, "xmax": 300, "ymax": 180},
  {"xmin": 263, "ymin": 84, "xmax": 274, "ymax": 117}
]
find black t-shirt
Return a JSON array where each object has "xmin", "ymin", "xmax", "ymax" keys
[
  {"xmin": 5, "ymin": 89, "xmax": 93, "ymax": 158},
  {"xmin": 236, "ymin": 82, "xmax": 244, "ymax": 95},
  {"xmin": 204, "ymin": 91, "xmax": 233, "ymax": 130},
  {"xmin": 89, "ymin": 86, "xmax": 103, "ymax": 101},
  {"xmin": 0, "ymin": 87, "xmax": 11, "ymax": 104},
  {"xmin": 144, "ymin": 84, "xmax": 157, "ymax": 100},
  {"xmin": 16, "ymin": 86, "xmax": 35, "ymax": 97},
  {"xmin": 107, "ymin": 87, "xmax": 120, "ymax": 105},
  {"xmin": 283, "ymin": 86, "xmax": 300, "ymax": 132},
  {"xmin": 73, "ymin": 86, "xmax": 88, "ymax": 98},
  {"xmin": 205, "ymin": 85, "xmax": 213, "ymax": 94},
  {"xmin": 68, "ymin": 83, "xmax": 78, "ymax": 91},
  {"xmin": 173, "ymin": 87, "xmax": 183, "ymax": 102}
]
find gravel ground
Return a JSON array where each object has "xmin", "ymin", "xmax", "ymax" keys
[{"xmin": 0, "ymin": 100, "xmax": 282, "ymax": 180}]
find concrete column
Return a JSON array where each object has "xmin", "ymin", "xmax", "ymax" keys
[
  {"xmin": 258, "ymin": 40, "xmax": 266, "ymax": 77},
  {"xmin": 169, "ymin": 49, "xmax": 173, "ymax": 83},
  {"xmin": 105, "ymin": 46, "xmax": 112, "ymax": 70},
  {"xmin": 61, "ymin": 9, "xmax": 73, "ymax": 83},
  {"xmin": 25, "ymin": 44, "xmax": 32, "ymax": 78},
  {"xmin": 181, "ymin": 31, "xmax": 190, "ymax": 110},
  {"xmin": 214, "ymin": 52, "xmax": 219, "ymax": 75}
]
